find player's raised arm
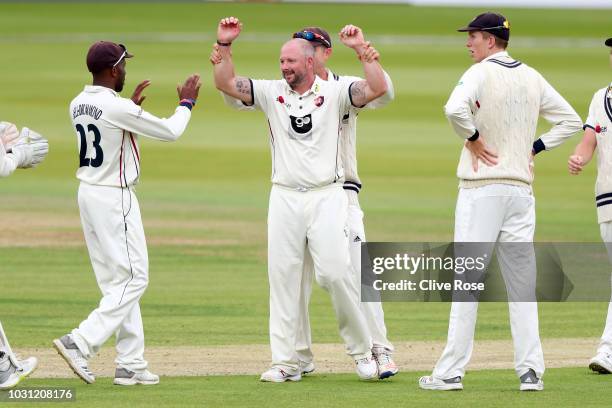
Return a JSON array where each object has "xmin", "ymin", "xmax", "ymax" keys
[
  {"xmin": 106, "ymin": 74, "xmax": 201, "ymax": 142},
  {"xmin": 339, "ymin": 25, "xmax": 387, "ymax": 107},
  {"xmin": 213, "ymin": 17, "xmax": 254, "ymax": 106}
]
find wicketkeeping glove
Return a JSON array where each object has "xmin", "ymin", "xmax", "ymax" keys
[
  {"xmin": 12, "ymin": 127, "xmax": 49, "ymax": 168},
  {"xmin": 0, "ymin": 122, "xmax": 19, "ymax": 152}
]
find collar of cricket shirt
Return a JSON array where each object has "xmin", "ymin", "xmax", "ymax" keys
[
  {"xmin": 482, "ymin": 50, "xmax": 510, "ymax": 62},
  {"xmin": 284, "ymin": 75, "xmax": 324, "ymax": 97},
  {"xmin": 84, "ymin": 85, "xmax": 118, "ymax": 96}
]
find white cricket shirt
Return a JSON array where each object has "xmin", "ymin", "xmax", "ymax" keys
[
  {"xmin": 70, "ymin": 85, "xmax": 191, "ymax": 187},
  {"xmin": 250, "ymin": 76, "xmax": 354, "ymax": 189},
  {"xmin": 584, "ymin": 85, "xmax": 612, "ymax": 223},
  {"xmin": 223, "ymin": 70, "xmax": 394, "ymax": 193}
]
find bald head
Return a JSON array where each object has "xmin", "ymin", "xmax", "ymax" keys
[
  {"xmin": 282, "ymin": 38, "xmax": 315, "ymax": 58},
  {"xmin": 280, "ymin": 38, "xmax": 315, "ymax": 91}
]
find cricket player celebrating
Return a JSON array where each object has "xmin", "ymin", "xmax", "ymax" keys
[
  {"xmin": 568, "ymin": 37, "xmax": 612, "ymax": 375},
  {"xmin": 53, "ymin": 41, "xmax": 201, "ymax": 385},
  {"xmin": 213, "ymin": 17, "xmax": 388, "ymax": 382},
  {"xmin": 0, "ymin": 122, "xmax": 48, "ymax": 389},
  {"xmin": 418, "ymin": 12, "xmax": 582, "ymax": 391},
  {"xmin": 211, "ymin": 26, "xmax": 398, "ymax": 379}
]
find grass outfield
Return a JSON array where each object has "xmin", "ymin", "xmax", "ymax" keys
[
  {"xmin": 2, "ymin": 2, "xmax": 612, "ymax": 406},
  {"xmin": 12, "ymin": 368, "xmax": 612, "ymax": 407}
]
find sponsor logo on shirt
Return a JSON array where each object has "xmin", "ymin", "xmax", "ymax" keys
[{"xmin": 288, "ymin": 114, "xmax": 313, "ymax": 140}]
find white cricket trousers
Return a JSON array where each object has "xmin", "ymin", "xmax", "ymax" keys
[
  {"xmin": 71, "ymin": 182, "xmax": 149, "ymax": 372},
  {"xmin": 268, "ymin": 184, "xmax": 372, "ymax": 373},
  {"xmin": 433, "ymin": 184, "xmax": 544, "ymax": 380},
  {"xmin": 296, "ymin": 190, "xmax": 392, "ymax": 365},
  {"xmin": 0, "ymin": 321, "xmax": 18, "ymax": 366},
  {"xmin": 596, "ymin": 222, "xmax": 612, "ymax": 355}
]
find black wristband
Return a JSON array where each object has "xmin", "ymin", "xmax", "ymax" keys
[
  {"xmin": 467, "ymin": 130, "xmax": 479, "ymax": 142},
  {"xmin": 216, "ymin": 40, "xmax": 232, "ymax": 46}
]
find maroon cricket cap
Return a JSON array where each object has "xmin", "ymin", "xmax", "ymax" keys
[
  {"xmin": 86, "ymin": 41, "xmax": 133, "ymax": 73},
  {"xmin": 458, "ymin": 12, "xmax": 510, "ymax": 42}
]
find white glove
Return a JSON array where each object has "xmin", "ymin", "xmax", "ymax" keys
[
  {"xmin": 12, "ymin": 127, "xmax": 49, "ymax": 168},
  {"xmin": 0, "ymin": 122, "xmax": 19, "ymax": 152}
]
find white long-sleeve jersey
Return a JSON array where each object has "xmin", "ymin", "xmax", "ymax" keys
[
  {"xmin": 70, "ymin": 85, "xmax": 192, "ymax": 187},
  {"xmin": 444, "ymin": 51, "xmax": 582, "ymax": 188}
]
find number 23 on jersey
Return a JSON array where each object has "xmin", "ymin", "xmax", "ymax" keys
[{"xmin": 77, "ymin": 123, "xmax": 103, "ymax": 168}]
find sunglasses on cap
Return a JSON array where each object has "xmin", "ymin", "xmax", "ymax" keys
[
  {"xmin": 292, "ymin": 31, "xmax": 331, "ymax": 48},
  {"xmin": 112, "ymin": 44, "xmax": 129, "ymax": 68}
]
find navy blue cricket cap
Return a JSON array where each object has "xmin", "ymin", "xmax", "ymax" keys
[
  {"xmin": 605, "ymin": 38, "xmax": 612, "ymax": 47},
  {"xmin": 86, "ymin": 41, "xmax": 133, "ymax": 73},
  {"xmin": 457, "ymin": 12, "xmax": 510, "ymax": 42}
]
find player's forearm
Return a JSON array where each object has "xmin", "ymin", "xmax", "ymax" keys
[
  {"xmin": 111, "ymin": 105, "xmax": 192, "ymax": 142},
  {"xmin": 359, "ymin": 57, "xmax": 387, "ymax": 102},
  {"xmin": 213, "ymin": 46, "xmax": 239, "ymax": 98},
  {"xmin": 536, "ymin": 81, "xmax": 583, "ymax": 153},
  {"xmin": 444, "ymin": 102, "xmax": 477, "ymax": 140},
  {"xmin": 366, "ymin": 70, "xmax": 394, "ymax": 109},
  {"xmin": 573, "ymin": 130, "xmax": 597, "ymax": 166},
  {"xmin": 535, "ymin": 114, "xmax": 583, "ymax": 153}
]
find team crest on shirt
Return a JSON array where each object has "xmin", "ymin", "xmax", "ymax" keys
[
  {"xmin": 314, "ymin": 96, "xmax": 324, "ymax": 107},
  {"xmin": 288, "ymin": 114, "xmax": 313, "ymax": 140},
  {"xmin": 596, "ymin": 124, "xmax": 608, "ymax": 134}
]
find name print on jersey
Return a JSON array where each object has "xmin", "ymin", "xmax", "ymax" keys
[
  {"xmin": 289, "ymin": 114, "xmax": 313, "ymax": 140},
  {"xmin": 73, "ymin": 104, "xmax": 103, "ymax": 120}
]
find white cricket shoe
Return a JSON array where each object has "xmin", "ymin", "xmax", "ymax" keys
[
  {"xmin": 372, "ymin": 347, "xmax": 399, "ymax": 379},
  {"xmin": 419, "ymin": 375, "xmax": 463, "ymax": 391},
  {"xmin": 298, "ymin": 360, "xmax": 315, "ymax": 375},
  {"xmin": 589, "ymin": 353, "xmax": 612, "ymax": 374},
  {"xmin": 53, "ymin": 335, "xmax": 95, "ymax": 384},
  {"xmin": 260, "ymin": 367, "xmax": 301, "ymax": 383},
  {"xmin": 519, "ymin": 369, "xmax": 544, "ymax": 391},
  {"xmin": 114, "ymin": 368, "xmax": 160, "ymax": 386},
  {"xmin": 355, "ymin": 356, "xmax": 378, "ymax": 381},
  {"xmin": 0, "ymin": 352, "xmax": 38, "ymax": 390}
]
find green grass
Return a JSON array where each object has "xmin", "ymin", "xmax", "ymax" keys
[
  {"xmin": 5, "ymin": 368, "xmax": 612, "ymax": 408},
  {"xmin": 2, "ymin": 2, "xmax": 612, "ymax": 406}
]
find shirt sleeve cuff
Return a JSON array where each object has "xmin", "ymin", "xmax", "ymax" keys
[
  {"xmin": 532, "ymin": 138, "xmax": 546, "ymax": 155},
  {"xmin": 467, "ymin": 130, "xmax": 479, "ymax": 142}
]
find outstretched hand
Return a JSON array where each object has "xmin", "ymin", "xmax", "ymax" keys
[
  {"xmin": 131, "ymin": 80, "xmax": 151, "ymax": 106},
  {"xmin": 218, "ymin": 16, "xmax": 242, "ymax": 43},
  {"xmin": 339, "ymin": 24, "xmax": 367, "ymax": 51},
  {"xmin": 177, "ymin": 74, "xmax": 202, "ymax": 101},
  {"xmin": 359, "ymin": 42, "xmax": 380, "ymax": 63},
  {"xmin": 210, "ymin": 43, "xmax": 222, "ymax": 65}
]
